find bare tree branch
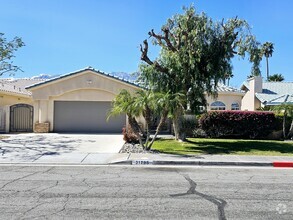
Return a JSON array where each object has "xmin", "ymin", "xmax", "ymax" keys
[
  {"xmin": 162, "ymin": 27, "xmax": 177, "ymax": 52},
  {"xmin": 140, "ymin": 40, "xmax": 154, "ymax": 66},
  {"xmin": 148, "ymin": 28, "xmax": 177, "ymax": 52},
  {"xmin": 140, "ymin": 40, "xmax": 170, "ymax": 74}
]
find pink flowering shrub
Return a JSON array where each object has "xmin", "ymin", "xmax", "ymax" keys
[{"xmin": 199, "ymin": 111, "xmax": 276, "ymax": 138}]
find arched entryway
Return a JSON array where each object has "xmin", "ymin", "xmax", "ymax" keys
[{"xmin": 10, "ymin": 104, "xmax": 33, "ymax": 132}]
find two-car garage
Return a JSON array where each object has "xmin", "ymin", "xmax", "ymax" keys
[
  {"xmin": 53, "ymin": 101, "xmax": 126, "ymax": 133},
  {"xmin": 26, "ymin": 68, "xmax": 140, "ymax": 134}
]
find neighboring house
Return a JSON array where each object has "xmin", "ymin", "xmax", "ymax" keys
[
  {"xmin": 241, "ymin": 76, "xmax": 293, "ymax": 110},
  {"xmin": 0, "ymin": 78, "xmax": 45, "ymax": 133},
  {"xmin": 205, "ymin": 83, "xmax": 244, "ymax": 111}
]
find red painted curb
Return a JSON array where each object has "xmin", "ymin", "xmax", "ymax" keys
[{"xmin": 273, "ymin": 162, "xmax": 293, "ymax": 167}]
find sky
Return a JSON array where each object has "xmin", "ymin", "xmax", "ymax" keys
[{"xmin": 1, "ymin": 0, "xmax": 293, "ymax": 87}]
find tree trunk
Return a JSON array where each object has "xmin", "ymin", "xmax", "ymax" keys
[
  {"xmin": 287, "ymin": 119, "xmax": 293, "ymax": 139},
  {"xmin": 266, "ymin": 57, "xmax": 269, "ymax": 80},
  {"xmin": 283, "ymin": 112, "xmax": 287, "ymax": 139},
  {"xmin": 172, "ymin": 110, "xmax": 185, "ymax": 141},
  {"xmin": 143, "ymin": 106, "xmax": 152, "ymax": 148},
  {"xmin": 128, "ymin": 116, "xmax": 145, "ymax": 149},
  {"xmin": 173, "ymin": 117, "xmax": 180, "ymax": 141},
  {"xmin": 147, "ymin": 110, "xmax": 168, "ymax": 150}
]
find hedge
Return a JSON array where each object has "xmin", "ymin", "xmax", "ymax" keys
[{"xmin": 199, "ymin": 111, "xmax": 277, "ymax": 138}]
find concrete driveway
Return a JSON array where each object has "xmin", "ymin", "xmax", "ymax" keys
[{"xmin": 0, "ymin": 133, "xmax": 126, "ymax": 164}]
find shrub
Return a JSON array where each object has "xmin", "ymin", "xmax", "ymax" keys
[
  {"xmin": 181, "ymin": 116, "xmax": 198, "ymax": 137},
  {"xmin": 122, "ymin": 125, "xmax": 139, "ymax": 143},
  {"xmin": 199, "ymin": 111, "xmax": 277, "ymax": 139},
  {"xmin": 274, "ymin": 114, "xmax": 292, "ymax": 131}
]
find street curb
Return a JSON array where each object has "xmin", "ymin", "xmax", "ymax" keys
[
  {"xmin": 110, "ymin": 160, "xmax": 274, "ymax": 167},
  {"xmin": 0, "ymin": 160, "xmax": 291, "ymax": 167},
  {"xmin": 153, "ymin": 161, "xmax": 273, "ymax": 166},
  {"xmin": 273, "ymin": 161, "xmax": 293, "ymax": 167}
]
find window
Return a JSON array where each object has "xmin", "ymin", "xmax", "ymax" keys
[
  {"xmin": 231, "ymin": 102, "xmax": 240, "ymax": 110},
  {"xmin": 210, "ymin": 101, "xmax": 226, "ymax": 110},
  {"xmin": 198, "ymin": 106, "xmax": 206, "ymax": 112}
]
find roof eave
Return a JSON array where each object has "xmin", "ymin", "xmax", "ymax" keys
[
  {"xmin": 0, "ymin": 90, "xmax": 31, "ymax": 98},
  {"xmin": 26, "ymin": 68, "xmax": 141, "ymax": 90}
]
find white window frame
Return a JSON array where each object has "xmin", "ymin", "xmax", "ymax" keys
[
  {"xmin": 231, "ymin": 102, "xmax": 240, "ymax": 110},
  {"xmin": 210, "ymin": 101, "xmax": 226, "ymax": 110}
]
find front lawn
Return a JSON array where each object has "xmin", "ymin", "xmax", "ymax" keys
[{"xmin": 152, "ymin": 138, "xmax": 293, "ymax": 156}]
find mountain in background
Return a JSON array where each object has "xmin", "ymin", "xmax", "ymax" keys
[
  {"xmin": 31, "ymin": 74, "xmax": 60, "ymax": 80},
  {"xmin": 31, "ymin": 72, "xmax": 138, "ymax": 82},
  {"xmin": 109, "ymin": 72, "xmax": 138, "ymax": 82}
]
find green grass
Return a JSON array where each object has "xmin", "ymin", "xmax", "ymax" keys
[{"xmin": 152, "ymin": 138, "xmax": 293, "ymax": 156}]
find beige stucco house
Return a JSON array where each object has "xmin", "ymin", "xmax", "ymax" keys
[
  {"xmin": 205, "ymin": 84, "xmax": 244, "ymax": 111},
  {"xmin": 0, "ymin": 67, "xmax": 141, "ymax": 133}
]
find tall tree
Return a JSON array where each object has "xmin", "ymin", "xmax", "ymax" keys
[
  {"xmin": 223, "ymin": 72, "xmax": 234, "ymax": 86},
  {"xmin": 262, "ymin": 42, "xmax": 274, "ymax": 80},
  {"xmin": 0, "ymin": 33, "xmax": 25, "ymax": 76},
  {"xmin": 139, "ymin": 5, "xmax": 264, "ymax": 140},
  {"xmin": 267, "ymin": 73, "xmax": 284, "ymax": 82}
]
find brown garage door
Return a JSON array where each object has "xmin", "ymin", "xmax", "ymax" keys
[{"xmin": 53, "ymin": 101, "xmax": 126, "ymax": 133}]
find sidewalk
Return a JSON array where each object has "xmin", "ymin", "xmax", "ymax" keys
[{"xmin": 1, "ymin": 151, "xmax": 293, "ymax": 167}]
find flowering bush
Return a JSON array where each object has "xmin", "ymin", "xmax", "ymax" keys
[{"xmin": 199, "ymin": 111, "xmax": 277, "ymax": 138}]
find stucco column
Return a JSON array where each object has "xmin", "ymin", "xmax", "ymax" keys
[
  {"xmin": 5, "ymin": 105, "xmax": 10, "ymax": 133},
  {"xmin": 39, "ymin": 100, "xmax": 48, "ymax": 123},
  {"xmin": 33, "ymin": 101, "xmax": 39, "ymax": 124}
]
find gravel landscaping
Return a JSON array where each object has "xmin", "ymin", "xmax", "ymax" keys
[{"xmin": 120, "ymin": 143, "xmax": 159, "ymax": 154}]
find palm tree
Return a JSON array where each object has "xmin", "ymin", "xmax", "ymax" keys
[
  {"xmin": 267, "ymin": 73, "xmax": 284, "ymax": 82},
  {"xmin": 146, "ymin": 91, "xmax": 185, "ymax": 148},
  {"xmin": 133, "ymin": 89, "xmax": 154, "ymax": 147},
  {"xmin": 107, "ymin": 89, "xmax": 145, "ymax": 147},
  {"xmin": 262, "ymin": 42, "xmax": 274, "ymax": 80},
  {"xmin": 108, "ymin": 89, "xmax": 171, "ymax": 150},
  {"xmin": 222, "ymin": 72, "xmax": 234, "ymax": 86}
]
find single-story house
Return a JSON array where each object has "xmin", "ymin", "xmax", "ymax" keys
[
  {"xmin": 1, "ymin": 67, "xmax": 290, "ymax": 133},
  {"xmin": 241, "ymin": 76, "xmax": 293, "ymax": 110},
  {"xmin": 0, "ymin": 67, "xmax": 141, "ymax": 133}
]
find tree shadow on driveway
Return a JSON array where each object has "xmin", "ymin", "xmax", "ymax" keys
[{"xmin": 0, "ymin": 134, "xmax": 91, "ymax": 162}]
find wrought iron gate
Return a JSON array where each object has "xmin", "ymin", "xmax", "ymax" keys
[{"xmin": 10, "ymin": 104, "xmax": 33, "ymax": 132}]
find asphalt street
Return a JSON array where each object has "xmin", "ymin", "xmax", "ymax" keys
[{"xmin": 0, "ymin": 165, "xmax": 292, "ymax": 220}]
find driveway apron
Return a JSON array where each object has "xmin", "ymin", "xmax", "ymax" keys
[{"xmin": 0, "ymin": 133, "xmax": 124, "ymax": 164}]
